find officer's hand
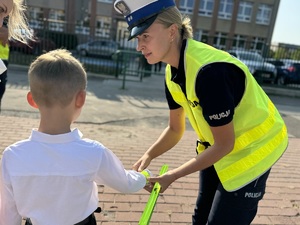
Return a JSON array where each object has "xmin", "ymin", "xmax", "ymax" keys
[
  {"xmin": 148, "ymin": 172, "xmax": 176, "ymax": 193},
  {"xmin": 132, "ymin": 153, "xmax": 152, "ymax": 172}
]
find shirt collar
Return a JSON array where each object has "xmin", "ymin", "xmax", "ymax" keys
[
  {"xmin": 29, "ymin": 128, "xmax": 83, "ymax": 144},
  {"xmin": 171, "ymin": 39, "xmax": 187, "ymax": 83}
]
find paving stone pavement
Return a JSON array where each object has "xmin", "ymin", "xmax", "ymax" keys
[
  {"xmin": 0, "ymin": 65, "xmax": 299, "ymax": 224},
  {"xmin": 0, "ymin": 116, "xmax": 299, "ymax": 225}
]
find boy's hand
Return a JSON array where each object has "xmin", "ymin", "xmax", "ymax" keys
[
  {"xmin": 143, "ymin": 182, "xmax": 154, "ymax": 193},
  {"xmin": 141, "ymin": 169, "xmax": 153, "ymax": 192}
]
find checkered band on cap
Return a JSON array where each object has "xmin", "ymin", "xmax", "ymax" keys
[{"xmin": 114, "ymin": 0, "xmax": 175, "ymax": 29}]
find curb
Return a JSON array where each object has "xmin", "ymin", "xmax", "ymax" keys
[{"xmin": 263, "ymin": 86, "xmax": 300, "ymax": 98}]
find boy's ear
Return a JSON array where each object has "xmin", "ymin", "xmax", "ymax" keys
[
  {"xmin": 75, "ymin": 90, "xmax": 86, "ymax": 108},
  {"xmin": 27, "ymin": 92, "xmax": 38, "ymax": 109}
]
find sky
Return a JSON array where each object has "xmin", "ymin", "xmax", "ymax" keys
[{"xmin": 271, "ymin": 0, "xmax": 300, "ymax": 45}]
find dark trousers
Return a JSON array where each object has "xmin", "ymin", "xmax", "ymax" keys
[
  {"xmin": 192, "ymin": 165, "xmax": 271, "ymax": 225},
  {"xmin": 25, "ymin": 213, "xmax": 97, "ymax": 225}
]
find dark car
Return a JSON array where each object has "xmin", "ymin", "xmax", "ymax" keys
[
  {"xmin": 265, "ymin": 58, "xmax": 289, "ymax": 85},
  {"xmin": 228, "ymin": 50, "xmax": 277, "ymax": 83},
  {"xmin": 9, "ymin": 37, "xmax": 56, "ymax": 55},
  {"xmin": 76, "ymin": 40, "xmax": 118, "ymax": 58},
  {"xmin": 266, "ymin": 59, "xmax": 300, "ymax": 85}
]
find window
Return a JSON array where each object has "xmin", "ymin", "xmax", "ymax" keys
[
  {"xmin": 28, "ymin": 7, "xmax": 43, "ymax": 20},
  {"xmin": 237, "ymin": 1, "xmax": 252, "ymax": 22},
  {"xmin": 49, "ymin": 9, "xmax": 65, "ymax": 21},
  {"xmin": 97, "ymin": 0, "xmax": 113, "ymax": 3},
  {"xmin": 233, "ymin": 35, "xmax": 246, "ymax": 49},
  {"xmin": 179, "ymin": 0, "xmax": 194, "ymax": 14},
  {"xmin": 251, "ymin": 37, "xmax": 266, "ymax": 52},
  {"xmin": 75, "ymin": 26, "xmax": 90, "ymax": 35},
  {"xmin": 28, "ymin": 7, "xmax": 44, "ymax": 29},
  {"xmin": 213, "ymin": 32, "xmax": 227, "ymax": 49},
  {"xmin": 199, "ymin": 0, "xmax": 214, "ymax": 16},
  {"xmin": 256, "ymin": 4, "xmax": 272, "ymax": 25},
  {"xmin": 194, "ymin": 30, "xmax": 210, "ymax": 43},
  {"xmin": 95, "ymin": 16, "xmax": 112, "ymax": 38},
  {"xmin": 218, "ymin": 0, "xmax": 233, "ymax": 19},
  {"xmin": 29, "ymin": 20, "xmax": 43, "ymax": 30},
  {"xmin": 48, "ymin": 9, "xmax": 65, "ymax": 32},
  {"xmin": 201, "ymin": 31, "xmax": 209, "ymax": 43}
]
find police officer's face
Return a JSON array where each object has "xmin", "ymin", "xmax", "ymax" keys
[
  {"xmin": 0, "ymin": 0, "xmax": 13, "ymax": 27},
  {"xmin": 136, "ymin": 22, "xmax": 175, "ymax": 65}
]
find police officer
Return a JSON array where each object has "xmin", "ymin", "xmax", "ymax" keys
[
  {"xmin": 0, "ymin": 0, "xmax": 34, "ymax": 112},
  {"xmin": 0, "ymin": 17, "xmax": 10, "ymax": 112},
  {"xmin": 114, "ymin": 0, "xmax": 288, "ymax": 224},
  {"xmin": 0, "ymin": 0, "xmax": 33, "ymax": 43}
]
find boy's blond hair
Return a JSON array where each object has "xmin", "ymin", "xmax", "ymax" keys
[
  {"xmin": 8, "ymin": 0, "xmax": 34, "ymax": 42},
  {"xmin": 28, "ymin": 49, "xmax": 87, "ymax": 108}
]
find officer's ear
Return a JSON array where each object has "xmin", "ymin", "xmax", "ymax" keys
[{"xmin": 27, "ymin": 91, "xmax": 38, "ymax": 109}]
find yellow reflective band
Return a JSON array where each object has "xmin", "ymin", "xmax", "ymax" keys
[
  {"xmin": 141, "ymin": 170, "xmax": 151, "ymax": 184},
  {"xmin": 232, "ymin": 100, "xmax": 276, "ymax": 153},
  {"xmin": 218, "ymin": 124, "xmax": 287, "ymax": 185},
  {"xmin": 222, "ymin": 128, "xmax": 288, "ymax": 191}
]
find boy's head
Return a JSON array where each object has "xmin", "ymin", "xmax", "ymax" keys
[{"xmin": 28, "ymin": 49, "xmax": 87, "ymax": 108}]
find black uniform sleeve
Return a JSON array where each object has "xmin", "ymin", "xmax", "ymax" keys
[
  {"xmin": 165, "ymin": 80, "xmax": 181, "ymax": 110},
  {"xmin": 196, "ymin": 62, "xmax": 245, "ymax": 127}
]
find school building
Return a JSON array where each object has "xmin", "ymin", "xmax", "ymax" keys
[{"xmin": 25, "ymin": 0, "xmax": 280, "ymax": 51}]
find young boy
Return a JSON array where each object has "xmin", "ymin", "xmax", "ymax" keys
[{"xmin": 0, "ymin": 49, "xmax": 150, "ymax": 225}]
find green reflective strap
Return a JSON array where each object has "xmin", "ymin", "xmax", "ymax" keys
[
  {"xmin": 141, "ymin": 170, "xmax": 151, "ymax": 184},
  {"xmin": 139, "ymin": 164, "xmax": 169, "ymax": 225}
]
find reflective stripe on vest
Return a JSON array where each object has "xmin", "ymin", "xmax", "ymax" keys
[
  {"xmin": 165, "ymin": 39, "xmax": 288, "ymax": 191},
  {"xmin": 215, "ymin": 100, "xmax": 288, "ymax": 190}
]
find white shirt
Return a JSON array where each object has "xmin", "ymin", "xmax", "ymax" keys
[{"xmin": 0, "ymin": 128, "xmax": 146, "ymax": 225}]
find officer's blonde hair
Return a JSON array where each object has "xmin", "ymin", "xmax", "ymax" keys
[
  {"xmin": 28, "ymin": 49, "xmax": 87, "ymax": 108},
  {"xmin": 156, "ymin": 6, "xmax": 193, "ymax": 40},
  {"xmin": 8, "ymin": 0, "xmax": 33, "ymax": 42}
]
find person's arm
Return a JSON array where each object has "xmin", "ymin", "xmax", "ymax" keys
[
  {"xmin": 0, "ymin": 155, "xmax": 23, "ymax": 225},
  {"xmin": 132, "ymin": 107, "xmax": 186, "ymax": 172},
  {"xmin": 149, "ymin": 121, "xmax": 235, "ymax": 192},
  {"xmin": 149, "ymin": 63, "xmax": 245, "ymax": 192},
  {"xmin": 93, "ymin": 144, "xmax": 151, "ymax": 193}
]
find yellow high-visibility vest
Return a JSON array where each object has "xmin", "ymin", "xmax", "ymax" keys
[
  {"xmin": 0, "ymin": 43, "xmax": 9, "ymax": 60},
  {"xmin": 165, "ymin": 39, "xmax": 288, "ymax": 191}
]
